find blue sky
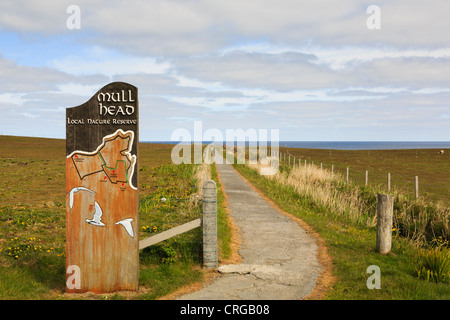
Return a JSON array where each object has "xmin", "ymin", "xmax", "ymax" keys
[{"xmin": 0, "ymin": 0, "xmax": 449, "ymax": 141}]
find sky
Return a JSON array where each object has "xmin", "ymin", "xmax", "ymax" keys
[{"xmin": 0, "ymin": 0, "xmax": 449, "ymax": 141}]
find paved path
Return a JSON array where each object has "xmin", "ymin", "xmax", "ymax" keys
[{"xmin": 178, "ymin": 157, "xmax": 322, "ymax": 300}]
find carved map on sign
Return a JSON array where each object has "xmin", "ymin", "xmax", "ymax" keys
[
  {"xmin": 67, "ymin": 129, "xmax": 136, "ymax": 237},
  {"xmin": 66, "ymin": 82, "xmax": 139, "ymax": 294},
  {"xmin": 68, "ymin": 129, "xmax": 137, "ymax": 190}
]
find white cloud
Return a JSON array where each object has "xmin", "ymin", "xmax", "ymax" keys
[
  {"xmin": 56, "ymin": 83, "xmax": 103, "ymax": 97},
  {"xmin": 1, "ymin": 1, "xmax": 450, "ymax": 54},
  {"xmin": 227, "ymin": 43, "xmax": 450, "ymax": 70},
  {"xmin": 11, "ymin": 111, "xmax": 39, "ymax": 119},
  {"xmin": 0, "ymin": 93, "xmax": 28, "ymax": 105},
  {"xmin": 51, "ymin": 46, "xmax": 171, "ymax": 77},
  {"xmin": 0, "ymin": 1, "xmax": 449, "ymax": 140}
]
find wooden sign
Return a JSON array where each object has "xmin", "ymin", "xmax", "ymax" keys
[{"xmin": 65, "ymin": 82, "xmax": 139, "ymax": 293}]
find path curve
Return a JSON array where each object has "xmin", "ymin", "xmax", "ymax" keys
[{"xmin": 178, "ymin": 157, "xmax": 322, "ymax": 300}]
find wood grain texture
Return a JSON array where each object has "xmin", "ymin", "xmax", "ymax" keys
[
  {"xmin": 66, "ymin": 82, "xmax": 139, "ymax": 293},
  {"xmin": 139, "ymin": 219, "xmax": 201, "ymax": 250}
]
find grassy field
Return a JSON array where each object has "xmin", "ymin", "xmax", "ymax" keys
[
  {"xmin": 1, "ymin": 136, "xmax": 448, "ymax": 299},
  {"xmin": 279, "ymin": 146, "xmax": 450, "ymax": 206},
  {"xmin": 0, "ymin": 136, "xmax": 233, "ymax": 299},
  {"xmin": 232, "ymin": 148, "xmax": 449, "ymax": 299}
]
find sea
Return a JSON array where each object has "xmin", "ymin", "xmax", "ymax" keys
[{"xmin": 142, "ymin": 141, "xmax": 450, "ymax": 151}]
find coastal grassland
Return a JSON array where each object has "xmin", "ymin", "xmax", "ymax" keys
[
  {"xmin": 279, "ymin": 147, "xmax": 450, "ymax": 206},
  {"xmin": 137, "ymin": 159, "xmax": 206, "ymax": 300},
  {"xmin": 233, "ymin": 152, "xmax": 449, "ymax": 299},
  {"xmin": 0, "ymin": 135, "xmax": 66, "ymax": 205},
  {"xmin": 0, "ymin": 136, "xmax": 228, "ymax": 300}
]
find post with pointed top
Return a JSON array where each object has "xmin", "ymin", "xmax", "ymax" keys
[
  {"xmin": 376, "ymin": 194, "xmax": 394, "ymax": 255},
  {"xmin": 203, "ymin": 180, "xmax": 218, "ymax": 269}
]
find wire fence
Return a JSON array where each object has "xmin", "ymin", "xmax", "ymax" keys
[{"xmin": 280, "ymin": 150, "xmax": 450, "ymax": 206}]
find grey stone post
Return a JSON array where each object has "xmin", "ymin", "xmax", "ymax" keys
[
  {"xmin": 376, "ymin": 194, "xmax": 394, "ymax": 255},
  {"xmin": 202, "ymin": 180, "xmax": 218, "ymax": 268}
]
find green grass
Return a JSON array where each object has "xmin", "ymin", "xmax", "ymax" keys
[
  {"xmin": 279, "ymin": 147, "xmax": 450, "ymax": 206},
  {"xmin": 0, "ymin": 136, "xmax": 216, "ymax": 300},
  {"xmin": 137, "ymin": 160, "xmax": 205, "ymax": 299},
  {"xmin": 3, "ymin": 135, "xmax": 447, "ymax": 299},
  {"xmin": 211, "ymin": 163, "xmax": 233, "ymax": 262},
  {"xmin": 415, "ymin": 247, "xmax": 450, "ymax": 284},
  {"xmin": 233, "ymin": 163, "xmax": 450, "ymax": 299},
  {"xmin": 138, "ymin": 262, "xmax": 203, "ymax": 300}
]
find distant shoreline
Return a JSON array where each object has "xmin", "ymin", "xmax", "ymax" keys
[
  {"xmin": 1, "ymin": 135, "xmax": 448, "ymax": 151},
  {"xmin": 142, "ymin": 140, "xmax": 450, "ymax": 150}
]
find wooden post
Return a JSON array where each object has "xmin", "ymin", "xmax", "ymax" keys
[
  {"xmin": 415, "ymin": 176, "xmax": 419, "ymax": 199},
  {"xmin": 376, "ymin": 194, "xmax": 394, "ymax": 255},
  {"xmin": 365, "ymin": 170, "xmax": 368, "ymax": 186},
  {"xmin": 66, "ymin": 82, "xmax": 139, "ymax": 293},
  {"xmin": 203, "ymin": 180, "xmax": 218, "ymax": 269},
  {"xmin": 331, "ymin": 164, "xmax": 334, "ymax": 175},
  {"xmin": 346, "ymin": 167, "xmax": 349, "ymax": 183},
  {"xmin": 387, "ymin": 173, "xmax": 391, "ymax": 191}
]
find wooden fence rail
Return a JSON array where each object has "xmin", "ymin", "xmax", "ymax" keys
[
  {"xmin": 138, "ymin": 180, "xmax": 218, "ymax": 269},
  {"xmin": 139, "ymin": 218, "xmax": 202, "ymax": 249}
]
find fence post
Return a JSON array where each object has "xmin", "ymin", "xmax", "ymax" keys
[
  {"xmin": 202, "ymin": 180, "xmax": 218, "ymax": 269},
  {"xmin": 365, "ymin": 170, "xmax": 368, "ymax": 186},
  {"xmin": 387, "ymin": 173, "xmax": 391, "ymax": 191},
  {"xmin": 376, "ymin": 194, "xmax": 394, "ymax": 255},
  {"xmin": 415, "ymin": 176, "xmax": 419, "ymax": 199},
  {"xmin": 346, "ymin": 167, "xmax": 349, "ymax": 183}
]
